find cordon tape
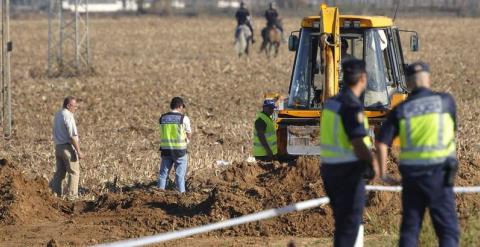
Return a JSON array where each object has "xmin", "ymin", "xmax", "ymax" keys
[{"xmin": 94, "ymin": 185, "xmax": 480, "ymax": 247}]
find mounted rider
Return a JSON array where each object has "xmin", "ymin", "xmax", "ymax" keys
[
  {"xmin": 264, "ymin": 2, "xmax": 284, "ymax": 40},
  {"xmin": 235, "ymin": 1, "xmax": 255, "ymax": 43}
]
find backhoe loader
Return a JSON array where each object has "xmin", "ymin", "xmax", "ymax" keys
[{"xmin": 272, "ymin": 4, "xmax": 419, "ymax": 158}]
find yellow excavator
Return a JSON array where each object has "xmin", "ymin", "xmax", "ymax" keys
[{"xmin": 271, "ymin": 4, "xmax": 419, "ymax": 158}]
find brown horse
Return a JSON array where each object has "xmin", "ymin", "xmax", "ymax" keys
[{"xmin": 260, "ymin": 26, "xmax": 281, "ymax": 58}]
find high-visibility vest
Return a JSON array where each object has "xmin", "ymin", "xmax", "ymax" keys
[
  {"xmin": 253, "ymin": 112, "xmax": 278, "ymax": 157},
  {"xmin": 320, "ymin": 99, "xmax": 372, "ymax": 164},
  {"xmin": 398, "ymin": 95, "xmax": 456, "ymax": 165},
  {"xmin": 159, "ymin": 112, "xmax": 187, "ymax": 157}
]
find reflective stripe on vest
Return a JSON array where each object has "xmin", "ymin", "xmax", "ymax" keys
[
  {"xmin": 399, "ymin": 95, "xmax": 456, "ymax": 165},
  {"xmin": 160, "ymin": 113, "xmax": 187, "ymax": 151},
  {"xmin": 253, "ymin": 112, "xmax": 278, "ymax": 156},
  {"xmin": 320, "ymin": 99, "xmax": 372, "ymax": 164}
]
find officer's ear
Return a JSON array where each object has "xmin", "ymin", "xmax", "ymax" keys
[{"xmin": 359, "ymin": 72, "xmax": 368, "ymax": 88}]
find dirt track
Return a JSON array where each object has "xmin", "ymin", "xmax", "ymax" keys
[{"xmin": 0, "ymin": 16, "xmax": 480, "ymax": 246}]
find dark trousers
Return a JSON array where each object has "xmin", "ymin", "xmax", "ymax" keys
[
  {"xmin": 246, "ymin": 22, "xmax": 254, "ymax": 36},
  {"xmin": 267, "ymin": 20, "xmax": 283, "ymax": 32},
  {"xmin": 237, "ymin": 22, "xmax": 254, "ymax": 37},
  {"xmin": 399, "ymin": 165, "xmax": 459, "ymax": 247},
  {"xmin": 321, "ymin": 163, "xmax": 365, "ymax": 247}
]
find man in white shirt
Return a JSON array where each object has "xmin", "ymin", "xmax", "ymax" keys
[
  {"xmin": 158, "ymin": 97, "xmax": 192, "ymax": 193},
  {"xmin": 50, "ymin": 96, "xmax": 84, "ymax": 200}
]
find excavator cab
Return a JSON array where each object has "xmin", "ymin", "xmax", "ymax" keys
[{"xmin": 276, "ymin": 5, "xmax": 419, "ymax": 157}]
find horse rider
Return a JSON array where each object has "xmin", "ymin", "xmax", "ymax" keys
[
  {"xmin": 320, "ymin": 59, "xmax": 377, "ymax": 247},
  {"xmin": 253, "ymin": 99, "xmax": 278, "ymax": 162},
  {"xmin": 264, "ymin": 2, "xmax": 284, "ymax": 40},
  {"xmin": 235, "ymin": 1, "xmax": 255, "ymax": 43},
  {"xmin": 376, "ymin": 62, "xmax": 459, "ymax": 247}
]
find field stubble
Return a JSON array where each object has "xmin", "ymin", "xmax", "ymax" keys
[{"xmin": 0, "ymin": 16, "xmax": 479, "ymax": 246}]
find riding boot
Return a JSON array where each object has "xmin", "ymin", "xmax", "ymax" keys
[{"xmin": 246, "ymin": 22, "xmax": 255, "ymax": 44}]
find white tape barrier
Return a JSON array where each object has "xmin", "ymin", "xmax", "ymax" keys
[
  {"xmin": 354, "ymin": 224, "xmax": 364, "ymax": 247},
  {"xmin": 366, "ymin": 185, "xmax": 480, "ymax": 193},
  {"xmin": 94, "ymin": 197, "xmax": 331, "ymax": 247},
  {"xmin": 95, "ymin": 185, "xmax": 480, "ymax": 247}
]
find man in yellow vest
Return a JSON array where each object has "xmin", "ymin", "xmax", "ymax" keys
[
  {"xmin": 253, "ymin": 99, "xmax": 278, "ymax": 162},
  {"xmin": 320, "ymin": 59, "xmax": 377, "ymax": 247},
  {"xmin": 158, "ymin": 97, "xmax": 192, "ymax": 193},
  {"xmin": 376, "ymin": 62, "xmax": 459, "ymax": 246}
]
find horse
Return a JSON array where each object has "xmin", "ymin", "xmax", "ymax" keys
[
  {"xmin": 234, "ymin": 24, "xmax": 253, "ymax": 57},
  {"xmin": 260, "ymin": 26, "xmax": 281, "ymax": 58}
]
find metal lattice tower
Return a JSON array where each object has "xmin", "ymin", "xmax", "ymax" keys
[
  {"xmin": 48, "ymin": 0, "xmax": 90, "ymax": 76},
  {"xmin": 1, "ymin": 0, "xmax": 12, "ymax": 138}
]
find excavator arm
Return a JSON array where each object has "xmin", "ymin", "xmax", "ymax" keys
[{"xmin": 319, "ymin": 4, "xmax": 341, "ymax": 101}]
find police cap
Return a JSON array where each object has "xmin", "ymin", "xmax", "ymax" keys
[
  {"xmin": 405, "ymin": 61, "xmax": 430, "ymax": 77},
  {"xmin": 263, "ymin": 99, "xmax": 276, "ymax": 108}
]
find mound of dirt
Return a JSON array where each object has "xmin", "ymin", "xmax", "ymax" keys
[
  {"xmin": 0, "ymin": 160, "xmax": 65, "ymax": 225},
  {"xmin": 70, "ymin": 157, "xmax": 333, "ymax": 238},
  {"xmin": 2, "ymin": 155, "xmax": 478, "ymax": 246},
  {"xmin": 0, "ymin": 157, "xmax": 329, "ymax": 235}
]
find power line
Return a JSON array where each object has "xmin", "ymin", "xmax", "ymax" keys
[{"xmin": 48, "ymin": 0, "xmax": 91, "ymax": 76}]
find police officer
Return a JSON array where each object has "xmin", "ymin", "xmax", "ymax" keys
[
  {"xmin": 376, "ymin": 62, "xmax": 459, "ymax": 247},
  {"xmin": 264, "ymin": 2, "xmax": 283, "ymax": 33},
  {"xmin": 158, "ymin": 97, "xmax": 192, "ymax": 193},
  {"xmin": 320, "ymin": 59, "xmax": 376, "ymax": 247},
  {"xmin": 235, "ymin": 1, "xmax": 255, "ymax": 43},
  {"xmin": 253, "ymin": 99, "xmax": 277, "ymax": 162}
]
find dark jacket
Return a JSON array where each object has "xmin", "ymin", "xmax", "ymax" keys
[
  {"xmin": 235, "ymin": 7, "xmax": 250, "ymax": 25},
  {"xmin": 265, "ymin": 8, "xmax": 279, "ymax": 25}
]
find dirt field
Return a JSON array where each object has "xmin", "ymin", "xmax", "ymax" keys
[{"xmin": 0, "ymin": 16, "xmax": 480, "ymax": 246}]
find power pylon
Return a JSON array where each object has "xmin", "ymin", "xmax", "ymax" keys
[
  {"xmin": 1, "ymin": 0, "xmax": 12, "ymax": 138},
  {"xmin": 48, "ymin": 0, "xmax": 91, "ymax": 76}
]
